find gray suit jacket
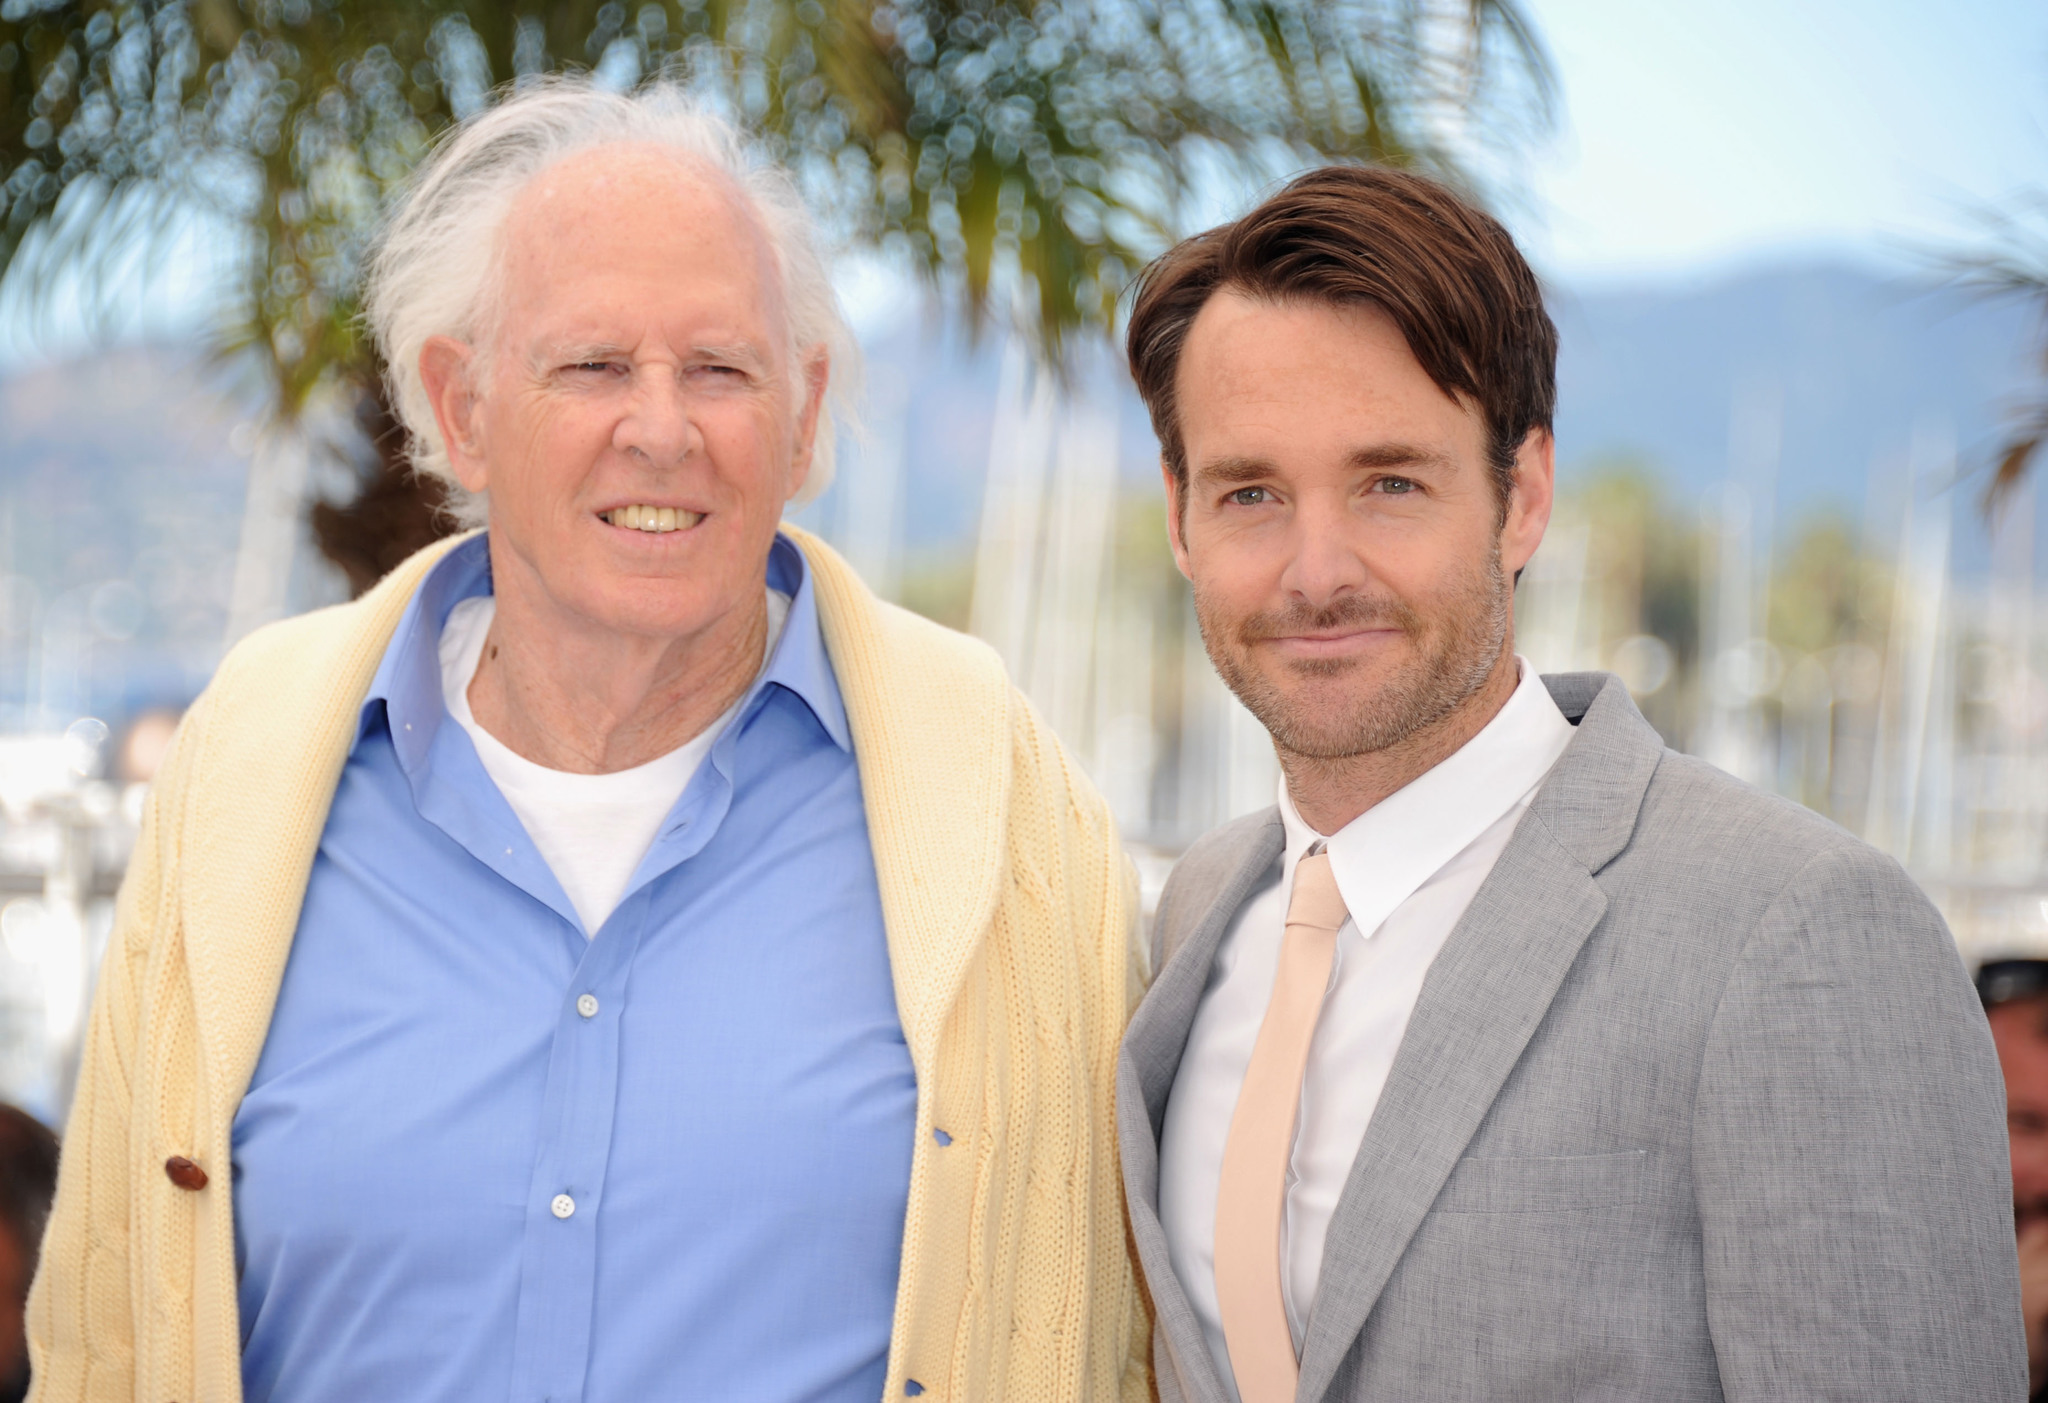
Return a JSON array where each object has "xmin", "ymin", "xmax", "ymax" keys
[{"xmin": 1119, "ymin": 673, "xmax": 2024, "ymax": 1402}]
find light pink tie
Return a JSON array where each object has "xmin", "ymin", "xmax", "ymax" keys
[{"xmin": 1214, "ymin": 849, "xmax": 1349, "ymax": 1403}]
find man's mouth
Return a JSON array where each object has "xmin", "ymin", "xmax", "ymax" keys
[
  {"xmin": 602, "ymin": 505, "xmax": 703, "ymax": 534},
  {"xmin": 1276, "ymin": 628, "xmax": 1396, "ymax": 643},
  {"xmin": 1259, "ymin": 624, "xmax": 1405, "ymax": 650}
]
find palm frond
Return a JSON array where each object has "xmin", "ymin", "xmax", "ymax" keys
[
  {"xmin": 1936, "ymin": 191, "xmax": 2048, "ymax": 517},
  {"xmin": 3, "ymin": 0, "xmax": 1556, "ymax": 585}
]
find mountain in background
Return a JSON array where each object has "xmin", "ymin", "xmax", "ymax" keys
[
  {"xmin": 0, "ymin": 258, "xmax": 2040, "ymax": 725},
  {"xmin": 806, "ymin": 259, "xmax": 2044, "ymax": 571},
  {"xmin": 0, "ymin": 349, "xmax": 257, "ymax": 727},
  {"xmin": 1550, "ymin": 263, "xmax": 2041, "ymax": 570}
]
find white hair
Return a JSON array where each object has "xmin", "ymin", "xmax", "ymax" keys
[{"xmin": 364, "ymin": 78, "xmax": 858, "ymax": 526}]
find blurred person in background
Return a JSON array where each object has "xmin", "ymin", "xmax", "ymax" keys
[
  {"xmin": 1982, "ymin": 958, "xmax": 2048, "ymax": 1398},
  {"xmin": 1116, "ymin": 166, "xmax": 2022, "ymax": 1403},
  {"xmin": 112, "ymin": 710, "xmax": 182, "ymax": 789},
  {"xmin": 0, "ymin": 1108, "xmax": 54, "ymax": 1403},
  {"xmin": 26, "ymin": 81, "xmax": 1148, "ymax": 1403}
]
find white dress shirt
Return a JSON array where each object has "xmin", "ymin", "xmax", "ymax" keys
[
  {"xmin": 1158, "ymin": 660, "xmax": 1575, "ymax": 1399},
  {"xmin": 437, "ymin": 589, "xmax": 791, "ymax": 935}
]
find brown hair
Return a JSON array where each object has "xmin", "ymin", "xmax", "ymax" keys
[{"xmin": 1125, "ymin": 165, "xmax": 1556, "ymax": 503}]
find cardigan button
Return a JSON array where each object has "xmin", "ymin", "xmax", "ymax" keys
[{"xmin": 164, "ymin": 1156, "xmax": 208, "ymax": 1191}]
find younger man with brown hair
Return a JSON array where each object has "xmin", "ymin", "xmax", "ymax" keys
[{"xmin": 1116, "ymin": 165, "xmax": 2022, "ymax": 1402}]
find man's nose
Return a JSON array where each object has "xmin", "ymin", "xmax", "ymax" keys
[
  {"xmin": 613, "ymin": 371, "xmax": 701, "ymax": 466},
  {"xmin": 1278, "ymin": 496, "xmax": 1371, "ymax": 604}
]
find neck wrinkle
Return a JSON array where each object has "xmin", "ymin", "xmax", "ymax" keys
[{"xmin": 470, "ymin": 587, "xmax": 769, "ymax": 775}]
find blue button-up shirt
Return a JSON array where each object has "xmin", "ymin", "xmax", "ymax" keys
[{"xmin": 232, "ymin": 533, "xmax": 916, "ymax": 1403}]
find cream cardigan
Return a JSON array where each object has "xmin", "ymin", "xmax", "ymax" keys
[{"xmin": 26, "ymin": 527, "xmax": 1152, "ymax": 1403}]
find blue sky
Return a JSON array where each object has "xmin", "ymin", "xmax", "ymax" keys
[{"xmin": 1516, "ymin": 0, "xmax": 2048, "ymax": 282}]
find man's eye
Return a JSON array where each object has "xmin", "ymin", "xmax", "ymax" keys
[
  {"xmin": 569, "ymin": 362, "xmax": 620, "ymax": 375},
  {"xmin": 1376, "ymin": 477, "xmax": 1418, "ymax": 495},
  {"xmin": 1228, "ymin": 487, "xmax": 1270, "ymax": 506}
]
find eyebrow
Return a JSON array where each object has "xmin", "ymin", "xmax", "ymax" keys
[
  {"xmin": 1192, "ymin": 443, "xmax": 1454, "ymax": 484},
  {"xmin": 529, "ymin": 341, "xmax": 627, "ymax": 371},
  {"xmin": 1193, "ymin": 456, "xmax": 1281, "ymax": 486},
  {"xmin": 690, "ymin": 342, "xmax": 772, "ymax": 371},
  {"xmin": 527, "ymin": 340, "xmax": 774, "ymax": 371},
  {"xmin": 1348, "ymin": 442, "xmax": 1454, "ymax": 472}
]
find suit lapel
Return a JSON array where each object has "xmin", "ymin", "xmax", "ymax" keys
[
  {"xmin": 1294, "ymin": 674, "xmax": 1665, "ymax": 1403},
  {"xmin": 1119, "ymin": 812, "xmax": 1284, "ymax": 1403},
  {"xmin": 1128, "ymin": 812, "xmax": 1286, "ymax": 1136},
  {"xmin": 1291, "ymin": 824, "xmax": 1606, "ymax": 1400}
]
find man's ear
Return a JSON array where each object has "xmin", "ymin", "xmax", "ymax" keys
[
  {"xmin": 420, "ymin": 336, "xmax": 488, "ymax": 493},
  {"xmin": 1499, "ymin": 428, "xmax": 1555, "ymax": 579},
  {"xmin": 1161, "ymin": 459, "xmax": 1193, "ymax": 582},
  {"xmin": 784, "ymin": 345, "xmax": 830, "ymax": 503}
]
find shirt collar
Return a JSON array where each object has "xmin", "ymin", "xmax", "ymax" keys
[
  {"xmin": 1278, "ymin": 658, "xmax": 1576, "ymax": 940},
  {"xmin": 753, "ymin": 533, "xmax": 851, "ymax": 753},
  {"xmin": 361, "ymin": 533, "xmax": 491, "ymax": 772},
  {"xmin": 359, "ymin": 530, "xmax": 849, "ymax": 772}
]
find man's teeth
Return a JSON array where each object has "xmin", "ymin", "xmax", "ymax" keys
[{"xmin": 604, "ymin": 505, "xmax": 702, "ymax": 533}]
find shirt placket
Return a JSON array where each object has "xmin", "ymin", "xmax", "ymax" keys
[
  {"xmin": 505, "ymin": 893, "xmax": 647, "ymax": 1403},
  {"xmin": 501, "ymin": 755, "xmax": 734, "ymax": 1403}
]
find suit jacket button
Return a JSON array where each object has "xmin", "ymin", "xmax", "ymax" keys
[{"xmin": 164, "ymin": 1156, "xmax": 207, "ymax": 1191}]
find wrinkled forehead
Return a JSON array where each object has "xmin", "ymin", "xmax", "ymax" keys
[{"xmin": 489, "ymin": 142, "xmax": 788, "ymax": 345}]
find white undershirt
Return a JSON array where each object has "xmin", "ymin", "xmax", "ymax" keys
[
  {"xmin": 437, "ymin": 590, "xmax": 790, "ymax": 936},
  {"xmin": 1158, "ymin": 660, "xmax": 1576, "ymax": 1400}
]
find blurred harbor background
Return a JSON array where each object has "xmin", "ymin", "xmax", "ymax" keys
[{"xmin": 0, "ymin": 0, "xmax": 2045, "ymax": 1121}]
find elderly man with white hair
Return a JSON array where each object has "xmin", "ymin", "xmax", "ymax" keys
[{"xmin": 26, "ymin": 81, "xmax": 1149, "ymax": 1403}]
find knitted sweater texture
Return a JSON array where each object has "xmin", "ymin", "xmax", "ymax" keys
[{"xmin": 25, "ymin": 527, "xmax": 1153, "ymax": 1403}]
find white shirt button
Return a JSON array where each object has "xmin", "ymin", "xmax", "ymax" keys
[
  {"xmin": 550, "ymin": 1193, "xmax": 576, "ymax": 1220},
  {"xmin": 576, "ymin": 994, "xmax": 599, "ymax": 1019}
]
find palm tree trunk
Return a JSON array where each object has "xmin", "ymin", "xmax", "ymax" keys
[{"xmin": 310, "ymin": 373, "xmax": 459, "ymax": 597}]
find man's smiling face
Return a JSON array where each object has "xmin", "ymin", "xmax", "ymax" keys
[
  {"xmin": 426, "ymin": 142, "xmax": 825, "ymax": 643},
  {"xmin": 1166, "ymin": 289, "xmax": 1550, "ymax": 762}
]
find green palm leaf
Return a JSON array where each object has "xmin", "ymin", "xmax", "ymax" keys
[{"xmin": 1, "ymin": 0, "xmax": 1551, "ymax": 587}]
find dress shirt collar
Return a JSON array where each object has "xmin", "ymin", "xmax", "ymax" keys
[
  {"xmin": 1277, "ymin": 658, "xmax": 1576, "ymax": 939},
  {"xmin": 360, "ymin": 530, "xmax": 851, "ymax": 772}
]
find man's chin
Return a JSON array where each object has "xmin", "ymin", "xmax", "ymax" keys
[
  {"xmin": 1222, "ymin": 641, "xmax": 1503, "ymax": 762},
  {"xmin": 1241, "ymin": 683, "xmax": 1406, "ymax": 762}
]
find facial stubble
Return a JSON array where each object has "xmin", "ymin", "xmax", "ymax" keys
[{"xmin": 1196, "ymin": 539, "xmax": 1512, "ymax": 763}]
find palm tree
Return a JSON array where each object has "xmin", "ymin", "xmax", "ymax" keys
[
  {"xmin": 1, "ymin": 0, "xmax": 1552, "ymax": 592},
  {"xmin": 1948, "ymin": 197, "xmax": 2048, "ymax": 513}
]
